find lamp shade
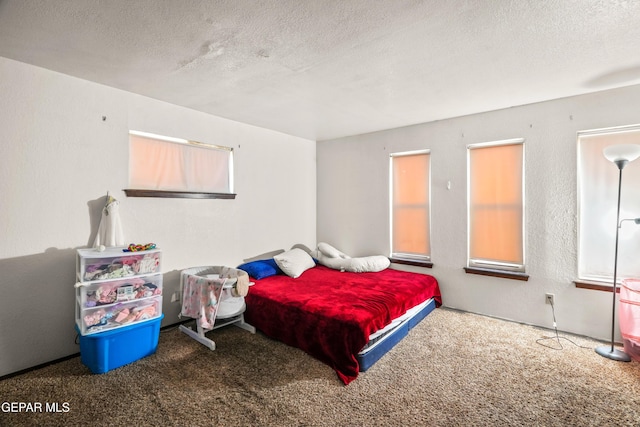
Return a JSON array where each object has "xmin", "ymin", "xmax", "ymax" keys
[{"xmin": 603, "ymin": 144, "xmax": 640, "ymax": 163}]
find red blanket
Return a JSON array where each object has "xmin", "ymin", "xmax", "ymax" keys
[{"xmin": 244, "ymin": 265, "xmax": 441, "ymax": 384}]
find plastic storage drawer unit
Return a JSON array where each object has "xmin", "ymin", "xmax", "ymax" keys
[
  {"xmin": 76, "ymin": 247, "xmax": 164, "ymax": 336},
  {"xmin": 76, "ymin": 314, "xmax": 164, "ymax": 374}
]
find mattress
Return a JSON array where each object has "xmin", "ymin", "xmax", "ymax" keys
[{"xmin": 244, "ymin": 265, "xmax": 441, "ymax": 384}]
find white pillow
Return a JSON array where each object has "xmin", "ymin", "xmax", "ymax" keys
[
  {"xmin": 274, "ymin": 248, "xmax": 316, "ymax": 278},
  {"xmin": 317, "ymin": 242, "xmax": 351, "ymax": 259},
  {"xmin": 319, "ymin": 255, "xmax": 390, "ymax": 273},
  {"xmin": 348, "ymin": 255, "xmax": 390, "ymax": 273}
]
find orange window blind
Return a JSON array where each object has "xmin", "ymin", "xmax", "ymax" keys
[
  {"xmin": 391, "ymin": 152, "xmax": 430, "ymax": 258},
  {"xmin": 468, "ymin": 142, "xmax": 523, "ymax": 266}
]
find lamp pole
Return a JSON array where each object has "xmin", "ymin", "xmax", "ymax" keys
[{"xmin": 595, "ymin": 159, "xmax": 631, "ymax": 361}]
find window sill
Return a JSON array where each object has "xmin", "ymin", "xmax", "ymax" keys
[
  {"xmin": 124, "ymin": 189, "xmax": 236, "ymax": 199},
  {"xmin": 464, "ymin": 267, "xmax": 529, "ymax": 281},
  {"xmin": 574, "ymin": 280, "xmax": 618, "ymax": 293},
  {"xmin": 390, "ymin": 258, "xmax": 433, "ymax": 268}
]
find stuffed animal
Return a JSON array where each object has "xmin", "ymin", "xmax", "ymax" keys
[{"xmin": 313, "ymin": 242, "xmax": 390, "ymax": 273}]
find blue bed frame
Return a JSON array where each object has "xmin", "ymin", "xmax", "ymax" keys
[{"xmin": 357, "ymin": 298, "xmax": 437, "ymax": 371}]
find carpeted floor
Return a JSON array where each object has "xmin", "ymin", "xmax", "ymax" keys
[{"xmin": 2, "ymin": 308, "xmax": 640, "ymax": 426}]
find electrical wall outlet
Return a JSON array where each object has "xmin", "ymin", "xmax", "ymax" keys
[
  {"xmin": 171, "ymin": 292, "xmax": 179, "ymax": 303},
  {"xmin": 545, "ymin": 293, "xmax": 555, "ymax": 305}
]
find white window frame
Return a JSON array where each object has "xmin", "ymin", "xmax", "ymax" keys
[
  {"xmin": 389, "ymin": 149, "xmax": 432, "ymax": 263},
  {"xmin": 126, "ymin": 130, "xmax": 234, "ymax": 199},
  {"xmin": 577, "ymin": 124, "xmax": 640, "ymax": 284},
  {"xmin": 467, "ymin": 138, "xmax": 525, "ymax": 273}
]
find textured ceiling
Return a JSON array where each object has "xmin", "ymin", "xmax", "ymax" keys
[{"xmin": 1, "ymin": 0, "xmax": 639, "ymax": 141}]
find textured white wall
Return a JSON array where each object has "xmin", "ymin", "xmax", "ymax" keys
[
  {"xmin": 0, "ymin": 57, "xmax": 316, "ymax": 377},
  {"xmin": 317, "ymin": 84, "xmax": 640, "ymax": 342}
]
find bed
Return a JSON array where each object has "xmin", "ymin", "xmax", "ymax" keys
[{"xmin": 242, "ymin": 252, "xmax": 441, "ymax": 384}]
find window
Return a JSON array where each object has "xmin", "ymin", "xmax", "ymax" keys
[
  {"xmin": 390, "ymin": 150, "xmax": 431, "ymax": 263},
  {"xmin": 577, "ymin": 125, "xmax": 640, "ymax": 285},
  {"xmin": 467, "ymin": 139, "xmax": 525, "ymax": 274},
  {"xmin": 126, "ymin": 131, "xmax": 234, "ymax": 199}
]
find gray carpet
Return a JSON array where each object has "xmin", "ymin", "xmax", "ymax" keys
[{"xmin": 2, "ymin": 308, "xmax": 640, "ymax": 426}]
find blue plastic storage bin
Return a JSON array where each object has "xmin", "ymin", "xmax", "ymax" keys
[{"xmin": 76, "ymin": 314, "xmax": 163, "ymax": 373}]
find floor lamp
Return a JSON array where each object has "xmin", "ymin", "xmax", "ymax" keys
[{"xmin": 595, "ymin": 143, "xmax": 640, "ymax": 361}]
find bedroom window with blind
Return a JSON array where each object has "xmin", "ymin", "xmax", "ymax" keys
[
  {"xmin": 577, "ymin": 125, "xmax": 640, "ymax": 286},
  {"xmin": 125, "ymin": 131, "xmax": 235, "ymax": 199},
  {"xmin": 389, "ymin": 150, "xmax": 431, "ymax": 265},
  {"xmin": 466, "ymin": 139, "xmax": 526, "ymax": 279}
]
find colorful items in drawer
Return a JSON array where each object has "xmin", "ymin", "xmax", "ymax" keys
[
  {"xmin": 83, "ymin": 252, "xmax": 160, "ymax": 280},
  {"xmin": 84, "ymin": 300, "xmax": 159, "ymax": 332},
  {"xmin": 85, "ymin": 278, "xmax": 161, "ymax": 307},
  {"xmin": 123, "ymin": 243, "xmax": 157, "ymax": 252}
]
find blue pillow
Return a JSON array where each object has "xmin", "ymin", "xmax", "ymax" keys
[
  {"xmin": 261, "ymin": 258, "xmax": 284, "ymax": 275},
  {"xmin": 237, "ymin": 259, "xmax": 283, "ymax": 280}
]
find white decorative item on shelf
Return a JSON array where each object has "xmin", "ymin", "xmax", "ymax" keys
[
  {"xmin": 93, "ymin": 192, "xmax": 125, "ymax": 248},
  {"xmin": 75, "ymin": 246, "xmax": 163, "ymax": 335}
]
